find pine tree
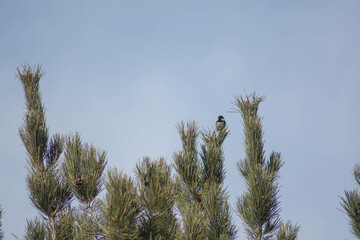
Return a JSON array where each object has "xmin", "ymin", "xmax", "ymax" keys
[
  {"xmin": 174, "ymin": 121, "xmax": 236, "ymax": 240},
  {"xmin": 341, "ymin": 164, "xmax": 360, "ymax": 239},
  {"xmin": 234, "ymin": 93, "xmax": 299, "ymax": 240},
  {"xmin": 17, "ymin": 65, "xmax": 299, "ymax": 240},
  {"xmin": 18, "ymin": 65, "xmax": 73, "ymax": 240}
]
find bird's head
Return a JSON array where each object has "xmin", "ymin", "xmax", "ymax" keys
[{"xmin": 218, "ymin": 115, "xmax": 224, "ymax": 121}]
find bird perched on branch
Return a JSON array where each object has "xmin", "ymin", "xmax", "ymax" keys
[{"xmin": 216, "ymin": 115, "xmax": 226, "ymax": 131}]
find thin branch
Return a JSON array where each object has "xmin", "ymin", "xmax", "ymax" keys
[{"xmin": 85, "ymin": 203, "xmax": 106, "ymax": 235}]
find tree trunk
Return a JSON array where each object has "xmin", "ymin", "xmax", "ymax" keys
[
  {"xmin": 49, "ymin": 216, "xmax": 57, "ymax": 240},
  {"xmin": 256, "ymin": 225, "xmax": 262, "ymax": 240},
  {"xmin": 86, "ymin": 203, "xmax": 106, "ymax": 234}
]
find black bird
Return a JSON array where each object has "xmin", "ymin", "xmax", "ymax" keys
[{"xmin": 216, "ymin": 115, "xmax": 226, "ymax": 131}]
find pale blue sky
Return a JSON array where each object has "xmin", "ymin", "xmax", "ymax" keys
[{"xmin": 1, "ymin": 1, "xmax": 360, "ymax": 239}]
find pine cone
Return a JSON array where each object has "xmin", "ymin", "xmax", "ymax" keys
[
  {"xmin": 197, "ymin": 191, "xmax": 202, "ymax": 202},
  {"xmin": 75, "ymin": 177, "xmax": 84, "ymax": 189},
  {"xmin": 144, "ymin": 178, "xmax": 150, "ymax": 188}
]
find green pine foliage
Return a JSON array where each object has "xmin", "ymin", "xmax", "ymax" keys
[
  {"xmin": 174, "ymin": 121, "xmax": 201, "ymax": 200},
  {"xmin": 176, "ymin": 192, "xmax": 206, "ymax": 240},
  {"xmin": 174, "ymin": 121, "xmax": 236, "ymax": 240},
  {"xmin": 202, "ymin": 182, "xmax": 235, "ymax": 240},
  {"xmin": 55, "ymin": 209, "xmax": 76, "ymax": 240},
  {"xmin": 174, "ymin": 121, "xmax": 206, "ymax": 240},
  {"xmin": 73, "ymin": 211, "xmax": 102, "ymax": 240},
  {"xmin": 99, "ymin": 168, "xmax": 140, "ymax": 239},
  {"xmin": 17, "ymin": 65, "xmax": 299, "ymax": 240},
  {"xmin": 25, "ymin": 211, "xmax": 76, "ymax": 240},
  {"xmin": 235, "ymin": 93, "xmax": 283, "ymax": 240},
  {"xmin": 200, "ymin": 127, "xmax": 227, "ymax": 185},
  {"xmin": 276, "ymin": 221, "xmax": 300, "ymax": 240},
  {"xmin": 62, "ymin": 133, "xmax": 107, "ymax": 238},
  {"xmin": 63, "ymin": 134, "xmax": 107, "ymax": 205},
  {"xmin": 25, "ymin": 218, "xmax": 47, "ymax": 240},
  {"xmin": 135, "ymin": 157, "xmax": 179, "ymax": 239},
  {"xmin": 18, "ymin": 65, "xmax": 73, "ymax": 240},
  {"xmin": 200, "ymin": 128, "xmax": 236, "ymax": 239},
  {"xmin": 341, "ymin": 164, "xmax": 360, "ymax": 239}
]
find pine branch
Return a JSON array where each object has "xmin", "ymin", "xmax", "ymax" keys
[
  {"xmin": 235, "ymin": 93, "xmax": 282, "ymax": 240},
  {"xmin": 25, "ymin": 218, "xmax": 47, "ymax": 240},
  {"xmin": 341, "ymin": 188, "xmax": 360, "ymax": 238},
  {"xmin": 17, "ymin": 65, "xmax": 72, "ymax": 240},
  {"xmin": 49, "ymin": 217, "xmax": 57, "ymax": 240},
  {"xmin": 136, "ymin": 157, "xmax": 179, "ymax": 239},
  {"xmin": 174, "ymin": 119, "xmax": 236, "ymax": 240},
  {"xmin": 85, "ymin": 203, "xmax": 106, "ymax": 234},
  {"xmin": 202, "ymin": 182, "xmax": 236, "ymax": 240},
  {"xmin": 276, "ymin": 221, "xmax": 300, "ymax": 240},
  {"xmin": 200, "ymin": 127, "xmax": 229, "ymax": 185},
  {"xmin": 73, "ymin": 210, "xmax": 102, "ymax": 240},
  {"xmin": 173, "ymin": 121, "xmax": 201, "ymax": 197},
  {"xmin": 99, "ymin": 168, "xmax": 140, "ymax": 240},
  {"xmin": 200, "ymin": 126, "xmax": 236, "ymax": 240},
  {"xmin": 176, "ymin": 193, "xmax": 206, "ymax": 240},
  {"xmin": 63, "ymin": 133, "xmax": 107, "ymax": 204},
  {"xmin": 63, "ymin": 133, "xmax": 108, "ymax": 236},
  {"xmin": 55, "ymin": 208, "xmax": 76, "ymax": 240}
]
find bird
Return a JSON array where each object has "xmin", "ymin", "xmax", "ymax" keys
[{"xmin": 216, "ymin": 115, "xmax": 226, "ymax": 131}]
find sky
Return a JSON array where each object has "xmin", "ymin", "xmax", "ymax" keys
[{"xmin": 0, "ymin": 0, "xmax": 359, "ymax": 239}]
